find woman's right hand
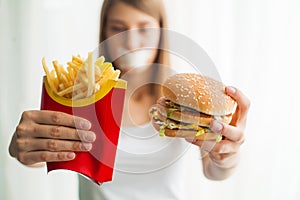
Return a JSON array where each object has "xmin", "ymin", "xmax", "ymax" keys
[{"xmin": 9, "ymin": 110, "xmax": 96, "ymax": 166}]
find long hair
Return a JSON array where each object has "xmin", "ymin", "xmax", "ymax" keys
[{"xmin": 99, "ymin": 0, "xmax": 170, "ymax": 97}]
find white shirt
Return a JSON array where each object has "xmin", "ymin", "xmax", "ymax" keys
[{"xmin": 79, "ymin": 123, "xmax": 192, "ymax": 200}]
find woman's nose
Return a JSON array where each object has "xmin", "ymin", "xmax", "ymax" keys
[{"xmin": 124, "ymin": 30, "xmax": 141, "ymax": 50}]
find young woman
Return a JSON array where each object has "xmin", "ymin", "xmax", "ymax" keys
[{"xmin": 9, "ymin": 0, "xmax": 250, "ymax": 199}]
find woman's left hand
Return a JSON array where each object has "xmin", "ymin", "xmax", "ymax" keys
[{"xmin": 187, "ymin": 86, "xmax": 250, "ymax": 169}]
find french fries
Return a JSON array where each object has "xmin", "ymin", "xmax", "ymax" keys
[{"xmin": 42, "ymin": 52, "xmax": 120, "ymax": 100}]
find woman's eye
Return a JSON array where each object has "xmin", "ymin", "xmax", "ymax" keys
[{"xmin": 111, "ymin": 26, "xmax": 126, "ymax": 33}]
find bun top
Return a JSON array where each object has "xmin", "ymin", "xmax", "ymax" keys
[{"xmin": 162, "ymin": 73, "xmax": 236, "ymax": 115}]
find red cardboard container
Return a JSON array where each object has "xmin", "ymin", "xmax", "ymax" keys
[{"xmin": 41, "ymin": 76, "xmax": 127, "ymax": 184}]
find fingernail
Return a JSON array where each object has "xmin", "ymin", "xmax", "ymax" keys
[
  {"xmin": 67, "ymin": 152, "xmax": 75, "ymax": 159},
  {"xmin": 80, "ymin": 120, "xmax": 91, "ymax": 129},
  {"xmin": 226, "ymin": 86, "xmax": 236, "ymax": 95},
  {"xmin": 82, "ymin": 143, "xmax": 92, "ymax": 151},
  {"xmin": 210, "ymin": 120, "xmax": 223, "ymax": 133},
  {"xmin": 84, "ymin": 132, "xmax": 96, "ymax": 142}
]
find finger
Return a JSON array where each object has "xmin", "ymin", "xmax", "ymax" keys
[
  {"xmin": 210, "ymin": 120, "xmax": 245, "ymax": 144},
  {"xmin": 210, "ymin": 140, "xmax": 241, "ymax": 154},
  {"xmin": 21, "ymin": 110, "xmax": 91, "ymax": 130},
  {"xmin": 209, "ymin": 152, "xmax": 235, "ymax": 161},
  {"xmin": 28, "ymin": 124, "xmax": 96, "ymax": 142},
  {"xmin": 22, "ymin": 138, "xmax": 93, "ymax": 152},
  {"xmin": 209, "ymin": 151, "xmax": 240, "ymax": 169},
  {"xmin": 187, "ymin": 139, "xmax": 240, "ymax": 153},
  {"xmin": 225, "ymin": 86, "xmax": 251, "ymax": 118},
  {"xmin": 18, "ymin": 151, "xmax": 76, "ymax": 165},
  {"xmin": 34, "ymin": 139, "xmax": 92, "ymax": 152},
  {"xmin": 186, "ymin": 140, "xmax": 217, "ymax": 152}
]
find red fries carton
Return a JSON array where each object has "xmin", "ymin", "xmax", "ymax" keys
[{"xmin": 41, "ymin": 76, "xmax": 127, "ymax": 184}]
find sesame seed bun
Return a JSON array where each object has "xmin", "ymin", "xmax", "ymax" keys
[{"xmin": 162, "ymin": 73, "xmax": 236, "ymax": 116}]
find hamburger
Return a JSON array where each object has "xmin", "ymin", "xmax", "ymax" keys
[{"xmin": 150, "ymin": 73, "xmax": 237, "ymax": 142}]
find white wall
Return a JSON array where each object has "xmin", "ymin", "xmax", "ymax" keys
[
  {"xmin": 0, "ymin": 0, "xmax": 101, "ymax": 200},
  {"xmin": 1, "ymin": 0, "xmax": 300, "ymax": 200},
  {"xmin": 165, "ymin": 1, "xmax": 300, "ymax": 200}
]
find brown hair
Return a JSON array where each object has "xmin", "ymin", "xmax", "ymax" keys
[{"xmin": 99, "ymin": 0, "xmax": 170, "ymax": 97}]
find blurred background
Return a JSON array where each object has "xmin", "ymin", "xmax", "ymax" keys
[{"xmin": 1, "ymin": 0, "xmax": 300, "ymax": 199}]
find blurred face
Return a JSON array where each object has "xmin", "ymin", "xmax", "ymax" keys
[{"xmin": 104, "ymin": 2, "xmax": 161, "ymax": 73}]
